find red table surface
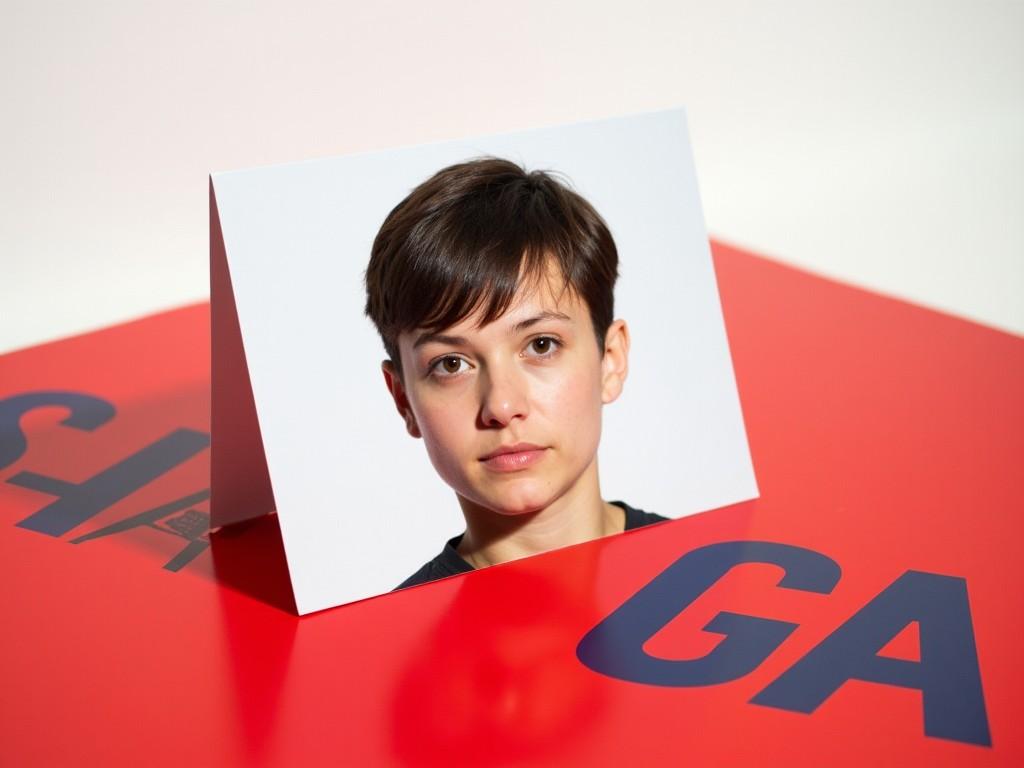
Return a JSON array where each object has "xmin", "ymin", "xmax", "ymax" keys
[{"xmin": 1, "ymin": 242, "xmax": 1021, "ymax": 766}]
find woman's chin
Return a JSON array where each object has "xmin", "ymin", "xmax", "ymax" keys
[{"xmin": 468, "ymin": 490, "xmax": 551, "ymax": 517}]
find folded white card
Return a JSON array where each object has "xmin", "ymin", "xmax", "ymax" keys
[{"xmin": 210, "ymin": 107, "xmax": 758, "ymax": 614}]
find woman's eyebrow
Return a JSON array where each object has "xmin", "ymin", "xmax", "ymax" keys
[
  {"xmin": 510, "ymin": 310, "xmax": 572, "ymax": 334},
  {"xmin": 413, "ymin": 332, "xmax": 465, "ymax": 350},
  {"xmin": 412, "ymin": 311, "xmax": 572, "ymax": 350}
]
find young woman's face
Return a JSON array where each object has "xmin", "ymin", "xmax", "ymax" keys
[{"xmin": 385, "ymin": 266, "xmax": 629, "ymax": 517}]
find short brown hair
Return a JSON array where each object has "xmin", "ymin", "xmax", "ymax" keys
[{"xmin": 363, "ymin": 156, "xmax": 619, "ymax": 380}]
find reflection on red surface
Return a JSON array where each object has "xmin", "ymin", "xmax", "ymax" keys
[
  {"xmin": 390, "ymin": 554, "xmax": 610, "ymax": 765},
  {"xmin": 1, "ymin": 242, "xmax": 1021, "ymax": 765},
  {"xmin": 211, "ymin": 516, "xmax": 299, "ymax": 762}
]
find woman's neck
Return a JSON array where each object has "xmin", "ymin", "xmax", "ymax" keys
[{"xmin": 454, "ymin": 482, "xmax": 625, "ymax": 570}]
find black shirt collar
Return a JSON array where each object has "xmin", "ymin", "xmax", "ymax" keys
[{"xmin": 434, "ymin": 499, "xmax": 658, "ymax": 577}]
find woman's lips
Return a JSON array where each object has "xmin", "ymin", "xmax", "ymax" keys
[{"xmin": 480, "ymin": 448, "xmax": 547, "ymax": 472}]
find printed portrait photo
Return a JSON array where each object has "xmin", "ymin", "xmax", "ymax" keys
[{"xmin": 210, "ymin": 108, "xmax": 757, "ymax": 613}]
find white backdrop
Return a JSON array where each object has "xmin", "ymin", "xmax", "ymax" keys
[
  {"xmin": 2, "ymin": 1, "xmax": 1021, "ymax": 354},
  {"xmin": 211, "ymin": 109, "xmax": 757, "ymax": 613}
]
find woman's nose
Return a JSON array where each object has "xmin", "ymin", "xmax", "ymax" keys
[{"xmin": 478, "ymin": 364, "xmax": 530, "ymax": 428}]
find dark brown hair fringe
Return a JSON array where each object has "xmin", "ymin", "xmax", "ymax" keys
[{"xmin": 363, "ymin": 156, "xmax": 619, "ymax": 380}]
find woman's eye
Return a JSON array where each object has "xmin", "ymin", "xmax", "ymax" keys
[
  {"xmin": 430, "ymin": 356, "xmax": 469, "ymax": 378},
  {"xmin": 526, "ymin": 337, "xmax": 561, "ymax": 357}
]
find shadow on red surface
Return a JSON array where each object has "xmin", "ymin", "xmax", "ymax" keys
[{"xmin": 210, "ymin": 513, "xmax": 297, "ymax": 614}]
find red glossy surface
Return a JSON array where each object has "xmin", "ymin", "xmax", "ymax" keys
[{"xmin": 1, "ymin": 242, "xmax": 1020, "ymax": 765}]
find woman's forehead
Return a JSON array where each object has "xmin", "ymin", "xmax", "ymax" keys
[
  {"xmin": 488, "ymin": 270, "xmax": 580, "ymax": 325},
  {"xmin": 403, "ymin": 277, "xmax": 585, "ymax": 350}
]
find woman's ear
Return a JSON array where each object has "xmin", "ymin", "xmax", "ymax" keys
[
  {"xmin": 381, "ymin": 360, "xmax": 421, "ymax": 438},
  {"xmin": 600, "ymin": 319, "xmax": 630, "ymax": 405}
]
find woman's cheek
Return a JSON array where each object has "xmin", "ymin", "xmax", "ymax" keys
[
  {"xmin": 418, "ymin": 401, "xmax": 474, "ymax": 480},
  {"xmin": 546, "ymin": 372, "xmax": 602, "ymax": 444}
]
